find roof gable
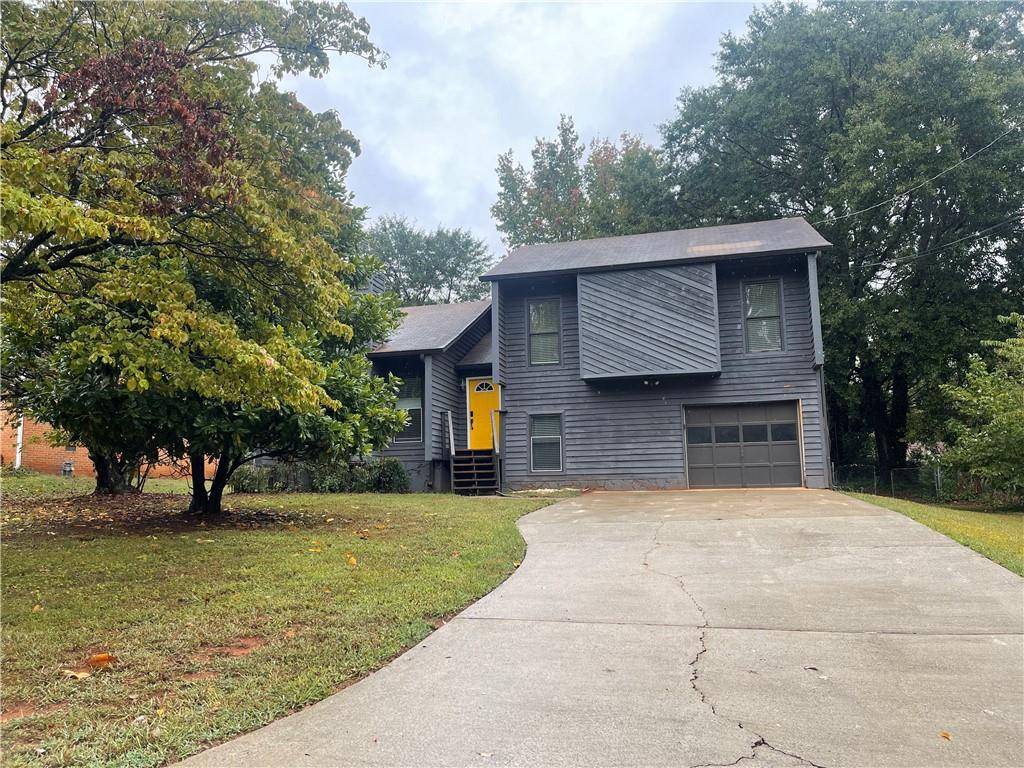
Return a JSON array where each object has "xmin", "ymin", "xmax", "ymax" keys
[
  {"xmin": 370, "ymin": 300, "xmax": 491, "ymax": 357},
  {"xmin": 482, "ymin": 217, "xmax": 831, "ymax": 281}
]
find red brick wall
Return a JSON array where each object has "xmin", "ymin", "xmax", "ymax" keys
[{"xmin": 1, "ymin": 409, "xmax": 213, "ymax": 479}]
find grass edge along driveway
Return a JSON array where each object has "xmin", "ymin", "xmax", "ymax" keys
[
  {"xmin": 848, "ymin": 493, "xmax": 1023, "ymax": 576},
  {"xmin": 0, "ymin": 492, "xmax": 559, "ymax": 768}
]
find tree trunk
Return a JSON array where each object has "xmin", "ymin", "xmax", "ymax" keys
[
  {"xmin": 207, "ymin": 453, "xmax": 233, "ymax": 515},
  {"xmin": 887, "ymin": 357, "xmax": 910, "ymax": 468},
  {"xmin": 195, "ymin": 450, "xmax": 235, "ymax": 515},
  {"xmin": 89, "ymin": 450, "xmax": 135, "ymax": 495},
  {"xmin": 188, "ymin": 450, "xmax": 208, "ymax": 514}
]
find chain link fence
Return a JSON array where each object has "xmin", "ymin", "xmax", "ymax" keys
[{"xmin": 832, "ymin": 463, "xmax": 993, "ymax": 504}]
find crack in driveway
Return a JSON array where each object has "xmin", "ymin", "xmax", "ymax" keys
[{"xmin": 643, "ymin": 530, "xmax": 828, "ymax": 768}]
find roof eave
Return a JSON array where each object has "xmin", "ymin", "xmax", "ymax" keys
[{"xmin": 479, "ymin": 244, "xmax": 832, "ymax": 282}]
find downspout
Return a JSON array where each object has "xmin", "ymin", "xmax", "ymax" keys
[{"xmin": 14, "ymin": 415, "xmax": 25, "ymax": 469}]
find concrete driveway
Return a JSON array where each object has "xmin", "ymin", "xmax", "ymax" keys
[{"xmin": 182, "ymin": 490, "xmax": 1023, "ymax": 767}]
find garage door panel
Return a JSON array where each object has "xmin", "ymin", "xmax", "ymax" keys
[
  {"xmin": 713, "ymin": 445, "xmax": 742, "ymax": 464},
  {"xmin": 742, "ymin": 466, "xmax": 773, "ymax": 487},
  {"xmin": 714, "ymin": 466, "xmax": 743, "ymax": 487},
  {"xmin": 689, "ymin": 467, "xmax": 716, "ymax": 488},
  {"xmin": 688, "ymin": 445, "xmax": 715, "ymax": 464},
  {"xmin": 743, "ymin": 444, "xmax": 771, "ymax": 463},
  {"xmin": 772, "ymin": 464, "xmax": 802, "ymax": 486},
  {"xmin": 770, "ymin": 443, "xmax": 800, "ymax": 463},
  {"xmin": 685, "ymin": 402, "xmax": 802, "ymax": 488}
]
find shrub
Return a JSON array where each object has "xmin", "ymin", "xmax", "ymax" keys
[
  {"xmin": 230, "ymin": 457, "xmax": 411, "ymax": 494},
  {"xmin": 370, "ymin": 456, "xmax": 410, "ymax": 493},
  {"xmin": 230, "ymin": 465, "xmax": 274, "ymax": 493}
]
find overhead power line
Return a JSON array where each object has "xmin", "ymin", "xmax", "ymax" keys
[
  {"xmin": 849, "ymin": 216, "xmax": 1022, "ymax": 271},
  {"xmin": 813, "ymin": 126, "xmax": 1019, "ymax": 226}
]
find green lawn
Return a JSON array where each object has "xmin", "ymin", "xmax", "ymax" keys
[
  {"xmin": 0, "ymin": 490, "xmax": 556, "ymax": 767},
  {"xmin": 849, "ymin": 493, "xmax": 1024, "ymax": 575},
  {"xmin": 0, "ymin": 469, "xmax": 191, "ymax": 500}
]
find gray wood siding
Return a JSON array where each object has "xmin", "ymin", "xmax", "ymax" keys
[
  {"xmin": 427, "ymin": 313, "xmax": 491, "ymax": 459},
  {"xmin": 577, "ymin": 264, "xmax": 720, "ymax": 378},
  {"xmin": 497, "ymin": 256, "xmax": 828, "ymax": 490}
]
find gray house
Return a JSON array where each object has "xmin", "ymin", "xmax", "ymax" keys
[
  {"xmin": 369, "ymin": 300, "xmax": 494, "ymax": 492},
  {"xmin": 374, "ymin": 216, "xmax": 833, "ymax": 491}
]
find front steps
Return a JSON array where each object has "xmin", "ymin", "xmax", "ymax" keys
[{"xmin": 451, "ymin": 449, "xmax": 498, "ymax": 494}]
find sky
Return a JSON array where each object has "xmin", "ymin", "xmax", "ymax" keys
[{"xmin": 279, "ymin": 2, "xmax": 757, "ymax": 255}]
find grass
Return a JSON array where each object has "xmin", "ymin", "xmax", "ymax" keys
[
  {"xmin": 849, "ymin": 493, "xmax": 1024, "ymax": 575},
  {"xmin": 0, "ymin": 469, "xmax": 191, "ymax": 500},
  {"xmin": 0, "ymin": 490, "xmax": 558, "ymax": 767}
]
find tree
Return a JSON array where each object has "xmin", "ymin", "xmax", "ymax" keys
[
  {"xmin": 942, "ymin": 314, "xmax": 1024, "ymax": 498},
  {"xmin": 1, "ymin": 1, "xmax": 402, "ymax": 504},
  {"xmin": 660, "ymin": 1, "xmax": 1024, "ymax": 470},
  {"xmin": 182, "ymin": 254, "xmax": 406, "ymax": 514},
  {"xmin": 364, "ymin": 216, "xmax": 492, "ymax": 304},
  {"xmin": 492, "ymin": 116, "xmax": 676, "ymax": 248}
]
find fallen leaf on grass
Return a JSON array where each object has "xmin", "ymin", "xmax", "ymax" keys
[
  {"xmin": 347, "ymin": 555, "xmax": 358, "ymax": 567},
  {"xmin": 88, "ymin": 653, "xmax": 117, "ymax": 669},
  {"xmin": 62, "ymin": 669, "xmax": 91, "ymax": 680},
  {"xmin": 32, "ymin": 604, "xmax": 43, "ymax": 612},
  {"xmin": 195, "ymin": 538, "xmax": 215, "ymax": 544}
]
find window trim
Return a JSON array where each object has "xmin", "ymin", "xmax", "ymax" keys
[
  {"xmin": 529, "ymin": 413, "xmax": 564, "ymax": 473},
  {"xmin": 526, "ymin": 296, "xmax": 562, "ymax": 367},
  {"xmin": 394, "ymin": 375, "xmax": 424, "ymax": 444},
  {"xmin": 741, "ymin": 278, "xmax": 785, "ymax": 354}
]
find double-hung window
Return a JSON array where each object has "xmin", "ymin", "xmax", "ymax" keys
[
  {"xmin": 528, "ymin": 298, "xmax": 560, "ymax": 365},
  {"xmin": 743, "ymin": 280, "xmax": 783, "ymax": 353},
  {"xmin": 530, "ymin": 414, "xmax": 563, "ymax": 472},
  {"xmin": 395, "ymin": 376, "xmax": 423, "ymax": 442}
]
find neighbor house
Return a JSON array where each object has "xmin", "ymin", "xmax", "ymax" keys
[{"xmin": 373, "ymin": 216, "xmax": 832, "ymax": 492}]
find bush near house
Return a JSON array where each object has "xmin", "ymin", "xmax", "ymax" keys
[{"xmin": 230, "ymin": 457, "xmax": 410, "ymax": 494}]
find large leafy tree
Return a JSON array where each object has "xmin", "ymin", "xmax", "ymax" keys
[
  {"xmin": 942, "ymin": 314, "xmax": 1024, "ymax": 498},
  {"xmin": 661, "ymin": 1, "xmax": 1024, "ymax": 469},
  {"xmin": 493, "ymin": 115, "xmax": 676, "ymax": 248},
  {"xmin": 364, "ymin": 215, "xmax": 492, "ymax": 304},
  {"xmin": 1, "ymin": 0, "xmax": 403, "ymax": 505}
]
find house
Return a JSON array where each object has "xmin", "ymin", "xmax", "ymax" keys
[
  {"xmin": 368, "ymin": 300, "xmax": 494, "ymax": 492},
  {"xmin": 374, "ymin": 216, "xmax": 832, "ymax": 492},
  {"xmin": 0, "ymin": 409, "xmax": 200, "ymax": 479}
]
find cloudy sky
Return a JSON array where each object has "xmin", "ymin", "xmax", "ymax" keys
[{"xmin": 280, "ymin": 2, "xmax": 756, "ymax": 255}]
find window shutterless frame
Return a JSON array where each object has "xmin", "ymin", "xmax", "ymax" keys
[
  {"xmin": 394, "ymin": 375, "xmax": 424, "ymax": 443},
  {"xmin": 526, "ymin": 296, "xmax": 561, "ymax": 366},
  {"xmin": 741, "ymin": 278, "xmax": 785, "ymax": 353},
  {"xmin": 529, "ymin": 413, "xmax": 563, "ymax": 472}
]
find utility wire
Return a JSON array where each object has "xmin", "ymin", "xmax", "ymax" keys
[
  {"xmin": 813, "ymin": 125, "xmax": 1019, "ymax": 225},
  {"xmin": 849, "ymin": 216, "xmax": 1021, "ymax": 271}
]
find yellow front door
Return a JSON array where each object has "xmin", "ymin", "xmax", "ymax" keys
[{"xmin": 467, "ymin": 377, "xmax": 500, "ymax": 449}]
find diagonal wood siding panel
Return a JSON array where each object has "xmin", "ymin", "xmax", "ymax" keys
[{"xmin": 577, "ymin": 265, "xmax": 720, "ymax": 378}]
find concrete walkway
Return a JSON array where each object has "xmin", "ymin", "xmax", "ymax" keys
[{"xmin": 182, "ymin": 490, "xmax": 1023, "ymax": 767}]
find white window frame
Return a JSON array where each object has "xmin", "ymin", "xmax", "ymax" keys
[
  {"xmin": 742, "ymin": 278, "xmax": 785, "ymax": 354},
  {"xmin": 529, "ymin": 413, "xmax": 563, "ymax": 473},
  {"xmin": 395, "ymin": 376, "xmax": 424, "ymax": 443},
  {"xmin": 527, "ymin": 297, "xmax": 561, "ymax": 366}
]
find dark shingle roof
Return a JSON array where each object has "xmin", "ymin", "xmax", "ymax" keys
[
  {"xmin": 370, "ymin": 300, "xmax": 490, "ymax": 356},
  {"xmin": 481, "ymin": 217, "xmax": 831, "ymax": 281},
  {"xmin": 456, "ymin": 332, "xmax": 492, "ymax": 368}
]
